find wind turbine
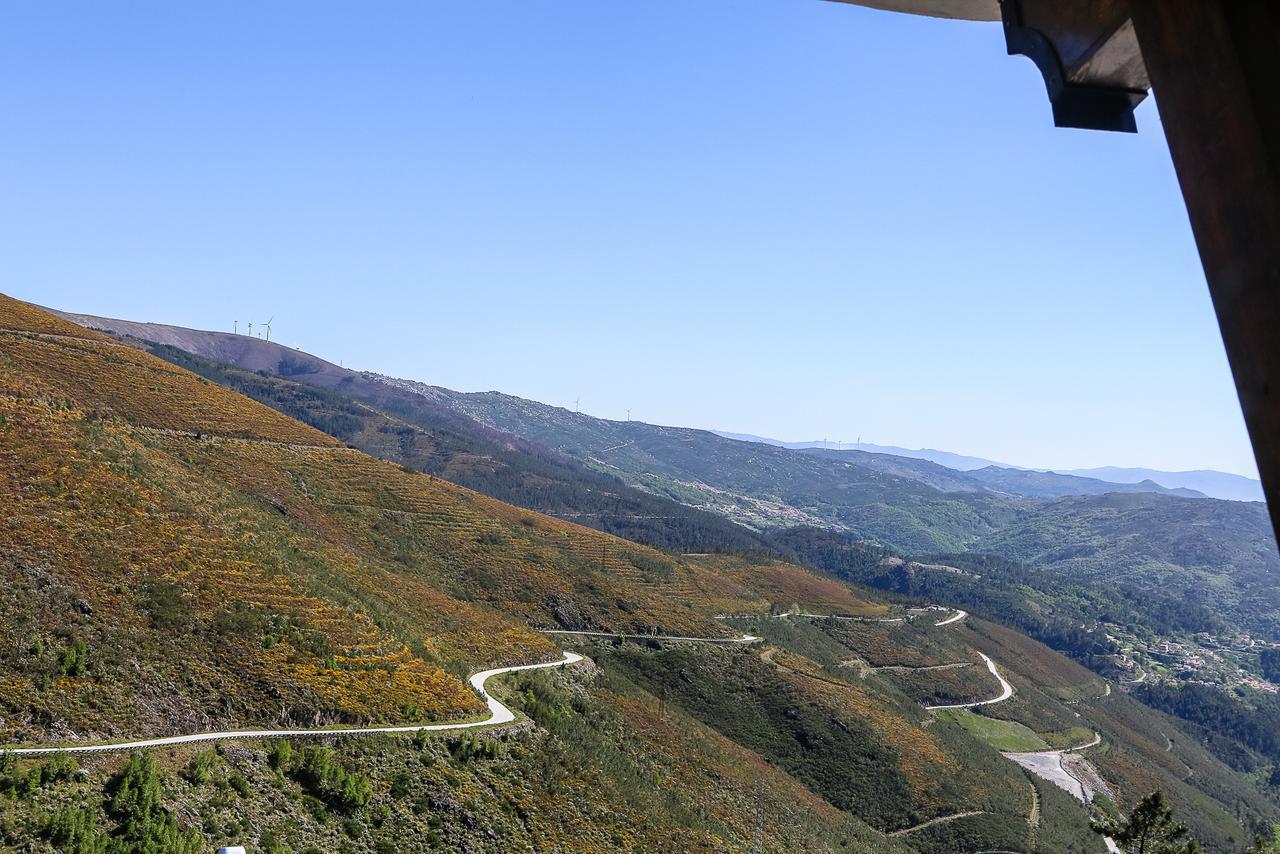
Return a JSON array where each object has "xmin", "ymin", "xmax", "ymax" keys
[
  {"xmin": 574, "ymin": 398, "xmax": 581, "ymax": 414},
  {"xmin": 233, "ymin": 320, "xmax": 238, "ymax": 334},
  {"xmin": 247, "ymin": 322, "xmax": 253, "ymax": 338},
  {"xmin": 262, "ymin": 317, "xmax": 273, "ymax": 342}
]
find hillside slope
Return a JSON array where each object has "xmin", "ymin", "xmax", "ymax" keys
[
  {"xmin": 369, "ymin": 375, "xmax": 1280, "ymax": 640},
  {"xmin": 54, "ymin": 310, "xmax": 774, "ymax": 556},
  {"xmin": 3, "ymin": 294, "xmax": 924, "ymax": 850},
  {"xmin": 6, "ymin": 296, "xmax": 1277, "ymax": 849}
]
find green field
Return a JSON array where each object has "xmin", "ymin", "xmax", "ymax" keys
[{"xmin": 940, "ymin": 709, "xmax": 1050, "ymax": 752}]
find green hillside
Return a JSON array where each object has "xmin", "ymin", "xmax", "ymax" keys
[
  {"xmin": 6, "ymin": 293, "xmax": 1276, "ymax": 850},
  {"xmin": 369, "ymin": 378, "xmax": 1280, "ymax": 640}
]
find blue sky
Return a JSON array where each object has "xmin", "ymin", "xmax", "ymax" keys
[{"xmin": 0, "ymin": 1, "xmax": 1257, "ymax": 477}]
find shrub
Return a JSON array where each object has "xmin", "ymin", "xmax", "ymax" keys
[
  {"xmin": 268, "ymin": 739, "xmax": 294, "ymax": 771},
  {"xmin": 292, "ymin": 747, "xmax": 372, "ymax": 812},
  {"xmin": 261, "ymin": 831, "xmax": 291, "ymax": 854},
  {"xmin": 105, "ymin": 751, "xmax": 203, "ymax": 853},
  {"xmin": 41, "ymin": 753, "xmax": 79, "ymax": 785},
  {"xmin": 185, "ymin": 750, "xmax": 217, "ymax": 785},
  {"xmin": 43, "ymin": 806, "xmax": 107, "ymax": 853},
  {"xmin": 58, "ymin": 637, "xmax": 88, "ymax": 677},
  {"xmin": 140, "ymin": 580, "xmax": 192, "ymax": 630},
  {"xmin": 229, "ymin": 772, "xmax": 251, "ymax": 797}
]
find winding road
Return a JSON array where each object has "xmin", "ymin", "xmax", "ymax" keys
[
  {"xmin": 1, "ymin": 652, "xmax": 583, "ymax": 756},
  {"xmin": 924, "ymin": 652, "xmax": 1015, "ymax": 710},
  {"xmin": 1002, "ymin": 732, "xmax": 1105, "ymax": 802},
  {"xmin": 540, "ymin": 629, "xmax": 761, "ymax": 644}
]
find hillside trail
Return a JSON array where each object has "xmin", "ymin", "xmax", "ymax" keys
[
  {"xmin": 872, "ymin": 661, "xmax": 972, "ymax": 674},
  {"xmin": 888, "ymin": 810, "xmax": 988, "ymax": 837}
]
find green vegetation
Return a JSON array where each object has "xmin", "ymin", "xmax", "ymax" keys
[
  {"xmin": 145, "ymin": 342, "xmax": 775, "ymax": 556},
  {"xmin": 289, "ymin": 746, "xmax": 373, "ymax": 812},
  {"xmin": 58, "ymin": 637, "xmax": 89, "ymax": 678},
  {"xmin": 1262, "ymin": 650, "xmax": 1280, "ymax": 683},
  {"xmin": 0, "ymin": 669, "xmax": 909, "ymax": 852},
  {"xmin": 4, "ymin": 295, "xmax": 1277, "ymax": 851},
  {"xmin": 1093, "ymin": 790, "xmax": 1201, "ymax": 853},
  {"xmin": 940, "ymin": 709, "xmax": 1050, "ymax": 752},
  {"xmin": 1135, "ymin": 682, "xmax": 1280, "ymax": 772}
]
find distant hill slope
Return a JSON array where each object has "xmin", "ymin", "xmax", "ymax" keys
[
  {"xmin": 714, "ymin": 432, "xmax": 1014, "ymax": 471},
  {"xmin": 362, "ymin": 376, "xmax": 1280, "ymax": 639},
  {"xmin": 958, "ymin": 464, "xmax": 1206, "ymax": 499},
  {"xmin": 797, "ymin": 449, "xmax": 1206, "ymax": 499},
  {"xmin": 1060, "ymin": 465, "xmax": 1266, "ymax": 502},
  {"xmin": 48, "ymin": 308, "xmax": 1280, "ymax": 640},
  {"xmin": 715, "ymin": 430, "xmax": 1263, "ymax": 502},
  {"xmin": 50, "ymin": 310, "xmax": 774, "ymax": 556}
]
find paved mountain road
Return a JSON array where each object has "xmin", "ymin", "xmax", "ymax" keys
[
  {"xmin": 924, "ymin": 653, "xmax": 1015, "ymax": 710},
  {"xmin": 2, "ymin": 652, "xmax": 584, "ymax": 756},
  {"xmin": 540, "ymin": 629, "xmax": 761, "ymax": 644}
]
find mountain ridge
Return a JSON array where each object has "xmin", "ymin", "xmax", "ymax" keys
[{"xmin": 713, "ymin": 431, "xmax": 1262, "ymax": 502}]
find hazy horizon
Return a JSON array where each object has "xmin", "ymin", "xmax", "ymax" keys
[{"xmin": 4, "ymin": 0, "xmax": 1258, "ymax": 477}]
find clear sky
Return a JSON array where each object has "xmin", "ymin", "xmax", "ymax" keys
[{"xmin": 0, "ymin": 1, "xmax": 1258, "ymax": 477}]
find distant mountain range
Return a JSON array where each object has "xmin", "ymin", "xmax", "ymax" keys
[
  {"xmin": 712, "ymin": 432, "xmax": 1264, "ymax": 502},
  {"xmin": 50, "ymin": 308, "xmax": 1280, "ymax": 638},
  {"xmin": 712, "ymin": 433, "xmax": 1012, "ymax": 472},
  {"xmin": 1054, "ymin": 466, "xmax": 1265, "ymax": 503}
]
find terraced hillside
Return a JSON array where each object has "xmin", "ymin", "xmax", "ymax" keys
[
  {"xmin": 58, "ymin": 310, "xmax": 1278, "ymax": 644},
  {"xmin": 51, "ymin": 309, "xmax": 774, "ymax": 555},
  {"xmin": 6, "ymin": 294, "xmax": 1276, "ymax": 851},
  {"xmin": 0, "ymin": 294, "xmax": 910, "ymax": 851}
]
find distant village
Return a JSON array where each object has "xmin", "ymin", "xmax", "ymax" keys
[{"xmin": 1106, "ymin": 623, "xmax": 1280, "ymax": 695}]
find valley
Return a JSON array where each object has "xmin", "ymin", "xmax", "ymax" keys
[{"xmin": 1, "ymin": 295, "xmax": 1276, "ymax": 851}]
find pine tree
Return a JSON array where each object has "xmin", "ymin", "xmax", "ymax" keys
[{"xmin": 1092, "ymin": 791, "xmax": 1201, "ymax": 854}]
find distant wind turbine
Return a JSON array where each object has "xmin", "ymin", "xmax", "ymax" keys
[{"xmin": 262, "ymin": 317, "xmax": 273, "ymax": 342}]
